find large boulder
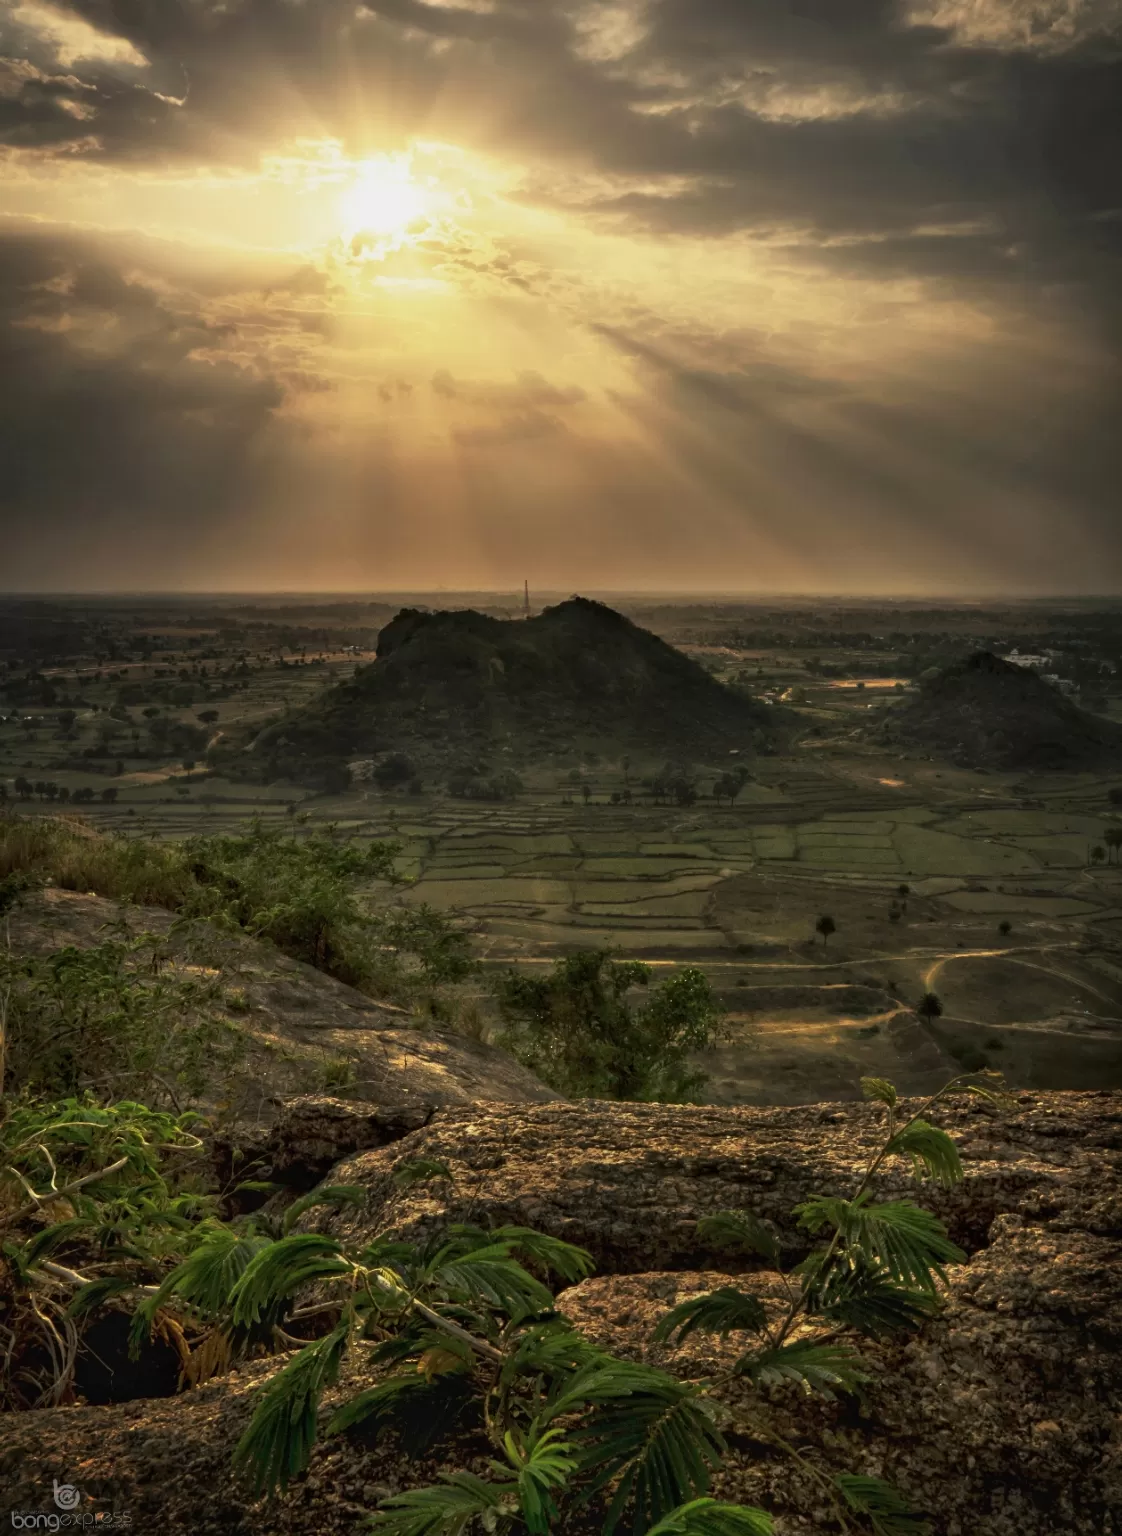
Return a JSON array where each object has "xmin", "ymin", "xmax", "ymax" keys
[{"xmin": 3, "ymin": 1092, "xmax": 1119, "ymax": 1535}]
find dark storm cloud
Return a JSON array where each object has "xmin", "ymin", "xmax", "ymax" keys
[{"xmin": 0, "ymin": 224, "xmax": 285, "ymax": 563}]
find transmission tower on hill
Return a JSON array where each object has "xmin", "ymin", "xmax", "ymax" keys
[{"xmin": 523, "ymin": 580, "xmax": 531, "ymax": 619}]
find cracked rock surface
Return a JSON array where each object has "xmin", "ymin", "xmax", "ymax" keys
[{"xmin": 3, "ymin": 1091, "xmax": 1119, "ymax": 1534}]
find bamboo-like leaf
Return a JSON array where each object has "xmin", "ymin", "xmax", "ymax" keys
[
  {"xmin": 806, "ymin": 1256, "xmax": 937, "ymax": 1338},
  {"xmin": 282, "ymin": 1184, "xmax": 365, "ymax": 1235},
  {"xmin": 326, "ymin": 1369, "xmax": 477, "ymax": 1457},
  {"xmin": 651, "ymin": 1287, "xmax": 769, "ymax": 1347},
  {"xmin": 426, "ymin": 1244, "xmax": 554, "ymax": 1320},
  {"xmin": 368, "ymin": 1472, "xmax": 516, "ymax": 1536},
  {"xmin": 233, "ymin": 1320, "xmax": 351, "ymax": 1495},
  {"xmin": 229, "ymin": 1233, "xmax": 352, "ymax": 1326},
  {"xmin": 392, "ymin": 1158, "xmax": 454, "ymax": 1190},
  {"xmin": 882, "ymin": 1119, "xmax": 963, "ymax": 1186},
  {"xmin": 695, "ymin": 1210, "xmax": 779, "ymax": 1265},
  {"xmin": 483, "ymin": 1225, "xmax": 595, "ymax": 1284},
  {"xmin": 495, "ymin": 1427, "xmax": 576, "ymax": 1536},
  {"xmin": 66, "ymin": 1274, "xmax": 137, "ymax": 1318},
  {"xmin": 860, "ymin": 1077, "xmax": 898, "ymax": 1109},
  {"xmin": 645, "ymin": 1498, "xmax": 775, "ymax": 1536},
  {"xmin": 555, "ymin": 1362, "xmax": 726, "ymax": 1534},
  {"xmin": 738, "ymin": 1340, "xmax": 868, "ymax": 1399},
  {"xmin": 835, "ymin": 1475, "xmax": 933, "ymax": 1535},
  {"xmin": 794, "ymin": 1195, "xmax": 964, "ymax": 1291}
]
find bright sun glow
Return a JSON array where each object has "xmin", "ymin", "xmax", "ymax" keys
[{"xmin": 339, "ymin": 155, "xmax": 429, "ymax": 252}]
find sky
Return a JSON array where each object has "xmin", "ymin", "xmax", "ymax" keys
[{"xmin": 0, "ymin": 0, "xmax": 1120, "ymax": 595}]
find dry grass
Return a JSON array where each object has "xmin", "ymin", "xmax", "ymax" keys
[{"xmin": 0, "ymin": 815, "xmax": 192, "ymax": 910}]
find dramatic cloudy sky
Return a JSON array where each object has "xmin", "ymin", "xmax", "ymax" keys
[{"xmin": 1, "ymin": 0, "xmax": 1120, "ymax": 593}]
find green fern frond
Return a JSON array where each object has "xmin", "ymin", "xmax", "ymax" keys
[
  {"xmin": 17, "ymin": 1217, "xmax": 94, "ymax": 1270},
  {"xmin": 496, "ymin": 1427, "xmax": 576, "ymax": 1536},
  {"xmin": 835, "ymin": 1475, "xmax": 933, "ymax": 1535},
  {"xmin": 484, "ymin": 1225, "xmax": 596, "ymax": 1284},
  {"xmin": 426, "ymin": 1244, "xmax": 554, "ymax": 1320},
  {"xmin": 860, "ymin": 1077, "xmax": 898, "ymax": 1109},
  {"xmin": 794, "ymin": 1195, "xmax": 964, "ymax": 1291},
  {"xmin": 651, "ymin": 1287, "xmax": 769, "ymax": 1347},
  {"xmin": 233, "ymin": 1320, "xmax": 351, "ymax": 1495},
  {"xmin": 326, "ymin": 1371, "xmax": 478, "ymax": 1456},
  {"xmin": 738, "ymin": 1339, "xmax": 868, "ymax": 1399},
  {"xmin": 807, "ymin": 1257, "xmax": 937, "ymax": 1337},
  {"xmin": 129, "ymin": 1221, "xmax": 271, "ymax": 1355},
  {"xmin": 368, "ymin": 1472, "xmax": 516, "ymax": 1536},
  {"xmin": 282, "ymin": 1184, "xmax": 365, "ymax": 1235},
  {"xmin": 695, "ymin": 1210, "xmax": 779, "ymax": 1264},
  {"xmin": 500, "ymin": 1321, "xmax": 606, "ymax": 1393},
  {"xmin": 229, "ymin": 1233, "xmax": 353, "ymax": 1327},
  {"xmin": 66, "ymin": 1275, "xmax": 137, "ymax": 1318},
  {"xmin": 556, "ymin": 1362, "xmax": 726, "ymax": 1534},
  {"xmin": 392, "ymin": 1158, "xmax": 454, "ymax": 1190},
  {"xmin": 646, "ymin": 1498, "xmax": 775, "ymax": 1536},
  {"xmin": 882, "ymin": 1119, "xmax": 963, "ymax": 1186}
]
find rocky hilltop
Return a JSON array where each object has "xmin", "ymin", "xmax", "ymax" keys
[
  {"xmin": 246, "ymin": 597, "xmax": 778, "ymax": 787},
  {"xmin": 870, "ymin": 650, "xmax": 1121, "ymax": 770},
  {"xmin": 5, "ymin": 1091, "xmax": 1119, "ymax": 1535}
]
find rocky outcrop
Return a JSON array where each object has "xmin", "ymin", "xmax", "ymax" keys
[
  {"xmin": 7, "ymin": 889, "xmax": 560, "ymax": 1111},
  {"xmin": 3, "ymin": 1092, "xmax": 1120, "ymax": 1535}
]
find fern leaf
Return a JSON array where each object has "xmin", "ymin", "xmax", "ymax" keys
[
  {"xmin": 233, "ymin": 1320, "xmax": 351, "ymax": 1495},
  {"xmin": 129, "ymin": 1222, "xmax": 271, "ymax": 1354},
  {"xmin": 326, "ymin": 1370, "xmax": 477, "ymax": 1456},
  {"xmin": 392, "ymin": 1158, "xmax": 454, "ymax": 1190},
  {"xmin": 695, "ymin": 1210, "xmax": 779, "ymax": 1264},
  {"xmin": 282, "ymin": 1184, "xmax": 365, "ymax": 1235},
  {"xmin": 835, "ymin": 1475, "xmax": 933, "ymax": 1535},
  {"xmin": 808, "ymin": 1258, "xmax": 937, "ymax": 1337},
  {"xmin": 738, "ymin": 1340, "xmax": 868, "ymax": 1399},
  {"xmin": 427, "ymin": 1245, "xmax": 554, "ymax": 1320},
  {"xmin": 368, "ymin": 1472, "xmax": 515, "ymax": 1536},
  {"xmin": 882, "ymin": 1119, "xmax": 963, "ymax": 1186},
  {"xmin": 860, "ymin": 1077, "xmax": 898, "ymax": 1109},
  {"xmin": 794, "ymin": 1196, "xmax": 964, "ymax": 1291},
  {"xmin": 484, "ymin": 1225, "xmax": 596, "ymax": 1284},
  {"xmin": 229, "ymin": 1233, "xmax": 352, "ymax": 1326},
  {"xmin": 557, "ymin": 1362, "xmax": 726, "ymax": 1534},
  {"xmin": 496, "ymin": 1427, "xmax": 576, "ymax": 1536},
  {"xmin": 17, "ymin": 1217, "xmax": 94, "ymax": 1270},
  {"xmin": 500, "ymin": 1320, "xmax": 606, "ymax": 1394},
  {"xmin": 651, "ymin": 1287, "xmax": 769, "ymax": 1347},
  {"xmin": 646, "ymin": 1498, "xmax": 775, "ymax": 1536},
  {"xmin": 66, "ymin": 1275, "xmax": 136, "ymax": 1318}
]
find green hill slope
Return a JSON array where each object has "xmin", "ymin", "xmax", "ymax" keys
[
  {"xmin": 871, "ymin": 650, "xmax": 1121, "ymax": 770},
  {"xmin": 247, "ymin": 597, "xmax": 778, "ymax": 787}
]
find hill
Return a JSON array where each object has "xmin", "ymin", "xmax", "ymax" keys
[
  {"xmin": 870, "ymin": 650, "xmax": 1122, "ymax": 770},
  {"xmin": 246, "ymin": 597, "xmax": 779, "ymax": 788}
]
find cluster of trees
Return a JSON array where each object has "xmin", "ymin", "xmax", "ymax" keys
[
  {"xmin": 5, "ymin": 779, "xmax": 116, "ymax": 805},
  {"xmin": 447, "ymin": 767, "xmax": 524, "ymax": 801}
]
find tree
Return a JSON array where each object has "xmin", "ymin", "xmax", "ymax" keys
[
  {"xmin": 1092, "ymin": 844, "xmax": 1106, "ymax": 865},
  {"xmin": 917, "ymin": 991, "xmax": 943, "ymax": 1024},
  {"xmin": 495, "ymin": 950, "xmax": 723, "ymax": 1102},
  {"xmin": 897, "ymin": 883, "xmax": 910, "ymax": 909},
  {"xmin": 998, "ymin": 920, "xmax": 1012, "ymax": 937},
  {"xmin": 1105, "ymin": 828, "xmax": 1122, "ymax": 863},
  {"xmin": 14, "ymin": 777, "xmax": 32, "ymax": 801},
  {"xmin": 100, "ymin": 786, "xmax": 119, "ymax": 804},
  {"xmin": 372, "ymin": 754, "xmax": 415, "ymax": 791},
  {"xmin": 815, "ymin": 914, "xmax": 836, "ymax": 948},
  {"xmin": 198, "ymin": 709, "xmax": 219, "ymax": 724},
  {"xmin": 581, "ymin": 784, "xmax": 591, "ymax": 806},
  {"xmin": 1110, "ymin": 788, "xmax": 1122, "ymax": 808}
]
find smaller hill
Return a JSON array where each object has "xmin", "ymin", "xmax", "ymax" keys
[
  {"xmin": 871, "ymin": 651, "xmax": 1121, "ymax": 770},
  {"xmin": 247, "ymin": 597, "xmax": 779, "ymax": 788}
]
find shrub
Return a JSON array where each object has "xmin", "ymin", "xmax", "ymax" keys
[{"xmin": 495, "ymin": 950, "xmax": 724, "ymax": 1102}]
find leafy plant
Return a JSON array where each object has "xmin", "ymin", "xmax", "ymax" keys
[{"xmin": 495, "ymin": 950, "xmax": 724, "ymax": 1101}]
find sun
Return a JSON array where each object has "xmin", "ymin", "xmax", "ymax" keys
[{"xmin": 339, "ymin": 155, "xmax": 429, "ymax": 252}]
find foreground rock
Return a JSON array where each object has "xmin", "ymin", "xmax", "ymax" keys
[{"xmin": 3, "ymin": 1092, "xmax": 1119, "ymax": 1534}]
